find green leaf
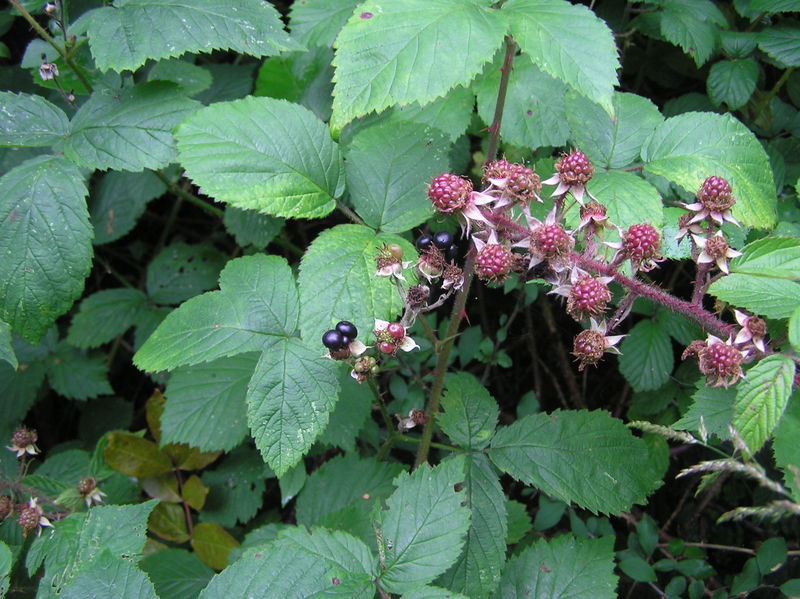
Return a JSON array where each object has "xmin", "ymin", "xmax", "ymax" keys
[
  {"xmin": 618, "ymin": 320, "xmax": 674, "ymax": 392},
  {"xmin": 729, "ymin": 236, "xmax": 800, "ymax": 280},
  {"xmin": 618, "ymin": 553, "xmax": 657, "ymax": 583},
  {"xmin": 345, "ymin": 121, "xmax": 449, "ymax": 232},
  {"xmin": 790, "ymin": 305, "xmax": 800, "ymax": 352},
  {"xmin": 758, "ymin": 26, "xmax": 800, "ymax": 67},
  {"xmin": 507, "ymin": 499, "xmax": 533, "ymax": 541},
  {"xmin": 61, "ymin": 551, "xmax": 157, "ymax": 599},
  {"xmin": 67, "ymin": 289, "xmax": 148, "ymax": 349},
  {"xmin": 0, "ymin": 91, "xmax": 69, "ymax": 147},
  {"xmin": 319, "ymin": 366, "xmax": 373, "ymax": 452},
  {"xmin": 567, "ymin": 92, "xmax": 664, "ymax": 169},
  {"xmin": 176, "ymin": 97, "xmax": 343, "ymax": 218},
  {"xmin": 708, "ymin": 274, "xmax": 799, "ymax": 319},
  {"xmin": 657, "ymin": 0, "xmax": 726, "ymax": 67},
  {"xmin": 748, "ymin": 0, "xmax": 800, "ymax": 12},
  {"xmin": 733, "ymin": 355, "xmax": 795, "ymax": 454},
  {"xmin": 584, "ymin": 171, "xmax": 664, "ymax": 229},
  {"xmin": 247, "ymin": 336, "xmax": 339, "ymax": 476},
  {"xmin": 438, "ymin": 372, "xmax": 499, "ymax": 450},
  {"xmin": 707, "ymin": 59, "xmax": 758, "ymax": 110},
  {"xmin": 297, "ymin": 224, "xmax": 416, "ymax": 343},
  {"xmin": 289, "ymin": 0, "xmax": 360, "ymax": 48},
  {"xmin": 85, "ymin": 0, "xmax": 300, "ymax": 73},
  {"xmin": 134, "ymin": 254, "xmax": 299, "ymax": 372},
  {"xmin": 674, "ymin": 385, "xmax": 735, "ymax": 440},
  {"xmin": 773, "ymin": 399, "xmax": 800, "ymax": 500},
  {"xmin": 62, "ymin": 82, "xmax": 199, "ymax": 172},
  {"xmin": 90, "ymin": 170, "xmax": 166, "ymax": 245},
  {"xmin": 104, "ymin": 432, "xmax": 173, "ymax": 478},
  {"xmin": 381, "ymin": 87, "xmax": 475, "ymax": 143},
  {"xmin": 503, "ymin": 0, "xmax": 619, "ymax": 114},
  {"xmin": 200, "ymin": 447, "xmax": 268, "ymax": 528},
  {"xmin": 148, "ymin": 59, "xmax": 213, "ymax": 97},
  {"xmin": 223, "ymin": 207, "xmax": 285, "ymax": 250},
  {"xmin": 404, "ymin": 588, "xmax": 469, "ymax": 599},
  {"xmin": 474, "ymin": 55, "xmax": 569, "ymax": 150},
  {"xmin": 492, "ymin": 535, "xmax": 616, "ymax": 599},
  {"xmin": 146, "ymin": 242, "xmax": 227, "ymax": 305},
  {"xmin": 45, "ymin": 341, "xmax": 113, "ymax": 400},
  {"xmin": 330, "ymin": 0, "xmax": 507, "ymax": 131},
  {"xmin": 191, "ymin": 522, "xmax": 240, "ymax": 571},
  {"xmin": 378, "ymin": 456, "xmax": 472, "ymax": 594},
  {"xmin": 279, "ymin": 463, "xmax": 306, "ymax": 507},
  {"xmin": 0, "ymin": 541, "xmax": 10, "ymax": 595},
  {"xmin": 279, "ymin": 527, "xmax": 376, "ymax": 581},
  {"xmin": 489, "ymin": 410, "xmax": 662, "ymax": 514},
  {"xmin": 642, "ymin": 112, "xmax": 778, "ymax": 228},
  {"xmin": 756, "ymin": 537, "xmax": 787, "ymax": 575},
  {"xmin": 0, "ymin": 320, "xmax": 17, "ymax": 370},
  {"xmin": 0, "ymin": 359, "xmax": 45, "ymax": 440},
  {"xmin": 0, "ymin": 155, "xmax": 91, "ymax": 341},
  {"xmin": 162, "ymin": 353, "xmax": 257, "ymax": 452},
  {"xmin": 140, "ymin": 549, "xmax": 214, "ymax": 599},
  {"xmin": 438, "ymin": 454, "xmax": 507, "ymax": 599}
]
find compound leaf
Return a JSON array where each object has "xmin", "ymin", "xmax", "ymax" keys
[
  {"xmin": 378, "ymin": 456, "xmax": 472, "ymax": 594},
  {"xmin": 489, "ymin": 410, "xmax": 662, "ymax": 514},
  {"xmin": 642, "ymin": 112, "xmax": 777, "ymax": 229},
  {"xmin": 177, "ymin": 97, "xmax": 344, "ymax": 219},
  {"xmin": 247, "ymin": 337, "xmax": 339, "ymax": 476},
  {"xmin": 134, "ymin": 255, "xmax": 299, "ymax": 372},
  {"xmin": 86, "ymin": 0, "xmax": 300, "ymax": 73},
  {"xmin": 504, "ymin": 0, "xmax": 619, "ymax": 114},
  {"xmin": 331, "ymin": 0, "xmax": 506, "ymax": 131},
  {"xmin": 62, "ymin": 82, "xmax": 199, "ymax": 172},
  {"xmin": 0, "ymin": 91, "xmax": 69, "ymax": 147},
  {"xmin": 0, "ymin": 155, "xmax": 91, "ymax": 342}
]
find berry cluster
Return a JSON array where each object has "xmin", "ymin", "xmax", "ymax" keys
[{"xmin": 322, "ymin": 321, "xmax": 361, "ymax": 360}]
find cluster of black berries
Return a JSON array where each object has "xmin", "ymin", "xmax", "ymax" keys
[
  {"xmin": 415, "ymin": 231, "xmax": 459, "ymax": 262},
  {"xmin": 322, "ymin": 320, "xmax": 358, "ymax": 351}
]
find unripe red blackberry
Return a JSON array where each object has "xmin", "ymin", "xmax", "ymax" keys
[
  {"xmin": 482, "ymin": 159, "xmax": 512, "ymax": 184},
  {"xmin": 428, "ymin": 173, "xmax": 472, "ymax": 214},
  {"xmin": 556, "ymin": 151, "xmax": 594, "ymax": 185},
  {"xmin": 572, "ymin": 330, "xmax": 606, "ymax": 371},
  {"xmin": 475, "ymin": 244, "xmax": 513, "ymax": 283},
  {"xmin": 386, "ymin": 323, "xmax": 405, "ymax": 341},
  {"xmin": 623, "ymin": 223, "xmax": 660, "ymax": 265},
  {"xmin": 506, "ymin": 164, "xmax": 541, "ymax": 201},
  {"xmin": 0, "ymin": 496, "xmax": 11, "ymax": 520},
  {"xmin": 567, "ymin": 275, "xmax": 611, "ymax": 321},
  {"xmin": 531, "ymin": 224, "xmax": 574, "ymax": 261},
  {"xmin": 698, "ymin": 176, "xmax": 734, "ymax": 213},
  {"xmin": 378, "ymin": 342, "xmax": 396, "ymax": 355},
  {"xmin": 699, "ymin": 339, "xmax": 743, "ymax": 387},
  {"xmin": 18, "ymin": 506, "xmax": 40, "ymax": 536}
]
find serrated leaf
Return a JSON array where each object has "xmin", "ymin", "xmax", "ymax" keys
[
  {"xmin": 790, "ymin": 306, "xmax": 800, "ymax": 351},
  {"xmin": 319, "ymin": 366, "xmax": 373, "ymax": 452},
  {"xmin": 674, "ymin": 385, "xmax": 735, "ymax": 440},
  {"xmin": 439, "ymin": 372, "xmax": 499, "ymax": 450},
  {"xmin": 85, "ymin": 0, "xmax": 300, "ymax": 73},
  {"xmin": 140, "ymin": 549, "xmax": 214, "ymax": 599},
  {"xmin": 148, "ymin": 60, "xmax": 213, "ymax": 96},
  {"xmin": 279, "ymin": 527, "xmax": 376, "ymax": 581},
  {"xmin": 0, "ymin": 320, "xmax": 17, "ymax": 369},
  {"xmin": 279, "ymin": 463, "xmax": 306, "ymax": 507},
  {"xmin": 642, "ymin": 112, "xmax": 777, "ymax": 228},
  {"xmin": 297, "ymin": 224, "xmax": 416, "ymax": 343},
  {"xmin": 618, "ymin": 320, "xmax": 674, "ymax": 392},
  {"xmin": 67, "ymin": 289, "xmax": 148, "ymax": 349},
  {"xmin": 200, "ymin": 447, "xmax": 267, "ymax": 528},
  {"xmin": 475, "ymin": 54, "xmax": 569, "ymax": 150},
  {"xmin": 345, "ymin": 121, "xmax": 449, "ymax": 232},
  {"xmin": 223, "ymin": 207, "xmax": 285, "ymax": 250},
  {"xmin": 773, "ymin": 399, "xmax": 800, "ymax": 501},
  {"xmin": 438, "ymin": 454, "xmax": 507, "ymax": 599},
  {"xmin": 0, "ymin": 360, "xmax": 45, "ymax": 439},
  {"xmin": 148, "ymin": 502, "xmax": 190, "ymax": 543},
  {"xmin": 162, "ymin": 353, "xmax": 257, "ymax": 452},
  {"xmin": 0, "ymin": 91, "xmax": 69, "ymax": 147},
  {"xmin": 176, "ymin": 97, "xmax": 343, "ymax": 219},
  {"xmin": 378, "ymin": 456, "xmax": 471, "ymax": 594},
  {"xmin": 90, "ymin": 170, "xmax": 166, "ymax": 245},
  {"xmin": 707, "ymin": 59, "xmax": 758, "ymax": 110},
  {"xmin": 146, "ymin": 242, "xmax": 227, "ymax": 305},
  {"xmin": 385, "ymin": 87, "xmax": 476, "ymax": 143},
  {"xmin": 61, "ymin": 551, "xmax": 158, "ymax": 599},
  {"xmin": 104, "ymin": 432, "xmax": 172, "ymax": 478},
  {"xmin": 489, "ymin": 410, "xmax": 662, "ymax": 514},
  {"xmin": 331, "ymin": 0, "xmax": 506, "ymax": 130},
  {"xmin": 191, "ymin": 522, "xmax": 239, "ymax": 571},
  {"xmin": 708, "ymin": 274, "xmax": 799, "ymax": 319},
  {"xmin": 247, "ymin": 336, "xmax": 339, "ymax": 476},
  {"xmin": 503, "ymin": 0, "xmax": 619, "ymax": 114},
  {"xmin": 567, "ymin": 92, "xmax": 663, "ymax": 169},
  {"xmin": 0, "ymin": 155, "xmax": 91, "ymax": 341},
  {"xmin": 62, "ymin": 82, "xmax": 199, "ymax": 172},
  {"xmin": 134, "ymin": 254, "xmax": 299, "ymax": 372},
  {"xmin": 657, "ymin": 0, "xmax": 726, "ymax": 67},
  {"xmin": 729, "ymin": 236, "xmax": 800, "ymax": 280},
  {"xmin": 758, "ymin": 26, "xmax": 800, "ymax": 67},
  {"xmin": 404, "ymin": 588, "xmax": 469, "ymax": 599},
  {"xmin": 493, "ymin": 535, "xmax": 616, "ymax": 599},
  {"xmin": 733, "ymin": 355, "xmax": 795, "ymax": 455},
  {"xmin": 45, "ymin": 342, "xmax": 113, "ymax": 400},
  {"xmin": 290, "ymin": 0, "xmax": 361, "ymax": 48},
  {"xmin": 584, "ymin": 171, "xmax": 664, "ymax": 229}
]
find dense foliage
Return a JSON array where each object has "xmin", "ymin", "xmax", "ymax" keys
[{"xmin": 1, "ymin": 0, "xmax": 800, "ymax": 598}]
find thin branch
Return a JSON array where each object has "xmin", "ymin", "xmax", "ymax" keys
[{"xmin": 335, "ymin": 199, "xmax": 366, "ymax": 226}]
